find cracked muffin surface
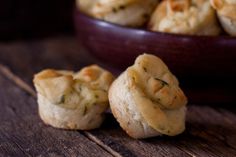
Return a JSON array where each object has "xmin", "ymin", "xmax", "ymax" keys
[
  {"xmin": 109, "ymin": 54, "xmax": 187, "ymax": 139},
  {"xmin": 33, "ymin": 65, "xmax": 114, "ymax": 130}
]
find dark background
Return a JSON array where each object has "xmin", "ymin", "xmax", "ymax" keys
[{"xmin": 0, "ymin": 0, "xmax": 74, "ymax": 40}]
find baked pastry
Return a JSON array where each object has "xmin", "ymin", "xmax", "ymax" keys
[
  {"xmin": 149, "ymin": 0, "xmax": 220, "ymax": 35},
  {"xmin": 33, "ymin": 65, "xmax": 114, "ymax": 130},
  {"xmin": 109, "ymin": 54, "xmax": 187, "ymax": 139},
  {"xmin": 77, "ymin": 0, "xmax": 159, "ymax": 27},
  {"xmin": 210, "ymin": 0, "xmax": 236, "ymax": 36}
]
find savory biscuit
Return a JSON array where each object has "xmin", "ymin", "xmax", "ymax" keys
[
  {"xmin": 77, "ymin": 0, "xmax": 159, "ymax": 27},
  {"xmin": 109, "ymin": 54, "xmax": 187, "ymax": 139},
  {"xmin": 33, "ymin": 65, "xmax": 114, "ymax": 130},
  {"xmin": 149, "ymin": 0, "xmax": 220, "ymax": 35},
  {"xmin": 211, "ymin": 0, "xmax": 236, "ymax": 36}
]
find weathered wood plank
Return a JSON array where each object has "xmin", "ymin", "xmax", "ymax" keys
[
  {"xmin": 0, "ymin": 37, "xmax": 118, "ymax": 86},
  {"xmin": 85, "ymin": 116, "xmax": 191, "ymax": 157},
  {"xmin": 84, "ymin": 106, "xmax": 236, "ymax": 157},
  {"xmin": 0, "ymin": 72, "xmax": 112, "ymax": 157},
  {"xmin": 1, "ymin": 36, "xmax": 236, "ymax": 157},
  {"xmin": 177, "ymin": 106, "xmax": 236, "ymax": 157}
]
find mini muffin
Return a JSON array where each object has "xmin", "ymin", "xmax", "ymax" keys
[
  {"xmin": 210, "ymin": 0, "xmax": 236, "ymax": 36},
  {"xmin": 149, "ymin": 0, "xmax": 220, "ymax": 35},
  {"xmin": 77, "ymin": 0, "xmax": 159, "ymax": 27},
  {"xmin": 109, "ymin": 54, "xmax": 187, "ymax": 139},
  {"xmin": 33, "ymin": 65, "xmax": 114, "ymax": 130}
]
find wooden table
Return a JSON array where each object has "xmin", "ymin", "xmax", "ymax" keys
[{"xmin": 0, "ymin": 36, "xmax": 236, "ymax": 157}]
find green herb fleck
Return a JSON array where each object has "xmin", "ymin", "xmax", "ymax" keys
[
  {"xmin": 154, "ymin": 78, "xmax": 169, "ymax": 86},
  {"xmin": 83, "ymin": 106, "xmax": 87, "ymax": 116},
  {"xmin": 119, "ymin": 5, "xmax": 126, "ymax": 9},
  {"xmin": 143, "ymin": 67, "xmax": 147, "ymax": 72},
  {"xmin": 112, "ymin": 8, "xmax": 117, "ymax": 13},
  {"xmin": 132, "ymin": 76, "xmax": 135, "ymax": 81},
  {"xmin": 142, "ymin": 13, "xmax": 149, "ymax": 19},
  {"xmin": 95, "ymin": 94, "xmax": 99, "ymax": 99},
  {"xmin": 59, "ymin": 95, "xmax": 65, "ymax": 104}
]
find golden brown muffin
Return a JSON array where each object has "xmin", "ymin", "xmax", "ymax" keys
[
  {"xmin": 33, "ymin": 65, "xmax": 114, "ymax": 130},
  {"xmin": 149, "ymin": 0, "xmax": 220, "ymax": 35},
  {"xmin": 109, "ymin": 54, "xmax": 187, "ymax": 139},
  {"xmin": 77, "ymin": 0, "xmax": 159, "ymax": 27},
  {"xmin": 210, "ymin": 0, "xmax": 236, "ymax": 36}
]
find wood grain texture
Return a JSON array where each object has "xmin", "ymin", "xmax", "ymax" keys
[
  {"xmin": 0, "ymin": 36, "xmax": 236, "ymax": 157},
  {"xmin": 0, "ymin": 72, "xmax": 112, "ymax": 157},
  {"xmin": 0, "ymin": 37, "xmax": 119, "ymax": 85},
  {"xmin": 85, "ymin": 107, "xmax": 236, "ymax": 157}
]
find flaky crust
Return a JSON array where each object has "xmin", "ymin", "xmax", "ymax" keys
[
  {"xmin": 149, "ymin": 0, "xmax": 220, "ymax": 35},
  {"xmin": 210, "ymin": 0, "xmax": 236, "ymax": 36},
  {"xmin": 109, "ymin": 54, "xmax": 187, "ymax": 139},
  {"xmin": 34, "ymin": 65, "xmax": 114, "ymax": 130},
  {"xmin": 77, "ymin": 0, "xmax": 158, "ymax": 27}
]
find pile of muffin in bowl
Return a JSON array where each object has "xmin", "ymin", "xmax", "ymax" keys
[{"xmin": 77, "ymin": 0, "xmax": 236, "ymax": 36}]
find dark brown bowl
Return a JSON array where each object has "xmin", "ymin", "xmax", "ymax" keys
[{"xmin": 74, "ymin": 9, "xmax": 236, "ymax": 104}]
